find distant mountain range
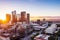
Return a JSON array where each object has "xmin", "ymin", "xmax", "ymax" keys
[{"xmin": 30, "ymin": 16, "xmax": 60, "ymax": 21}]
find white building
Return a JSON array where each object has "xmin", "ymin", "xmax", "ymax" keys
[{"xmin": 45, "ymin": 24, "xmax": 57, "ymax": 34}]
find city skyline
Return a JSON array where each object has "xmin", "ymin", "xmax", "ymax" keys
[
  {"xmin": 0, "ymin": 0, "xmax": 60, "ymax": 40},
  {"xmin": 0, "ymin": 0, "xmax": 60, "ymax": 20}
]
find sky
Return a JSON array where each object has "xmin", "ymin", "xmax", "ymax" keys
[{"xmin": 0, "ymin": 0, "xmax": 60, "ymax": 16}]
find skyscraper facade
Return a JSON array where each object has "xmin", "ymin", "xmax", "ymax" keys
[
  {"xmin": 27, "ymin": 13, "xmax": 30, "ymax": 24},
  {"xmin": 6, "ymin": 14, "xmax": 11, "ymax": 23},
  {"xmin": 20, "ymin": 11, "xmax": 26, "ymax": 22},
  {"xmin": 12, "ymin": 10, "xmax": 17, "ymax": 23}
]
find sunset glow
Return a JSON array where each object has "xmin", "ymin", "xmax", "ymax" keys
[{"xmin": 0, "ymin": 14, "xmax": 6, "ymax": 20}]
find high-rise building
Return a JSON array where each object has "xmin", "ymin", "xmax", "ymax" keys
[
  {"xmin": 16, "ymin": 14, "xmax": 21, "ymax": 22},
  {"xmin": 37, "ymin": 19, "xmax": 40, "ymax": 25},
  {"xmin": 20, "ymin": 11, "xmax": 26, "ymax": 22},
  {"xmin": 12, "ymin": 10, "xmax": 17, "ymax": 23},
  {"xmin": 6, "ymin": 14, "xmax": 11, "ymax": 23},
  {"xmin": 27, "ymin": 13, "xmax": 30, "ymax": 24}
]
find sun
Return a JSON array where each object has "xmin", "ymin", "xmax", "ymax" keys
[{"xmin": 0, "ymin": 14, "xmax": 6, "ymax": 20}]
